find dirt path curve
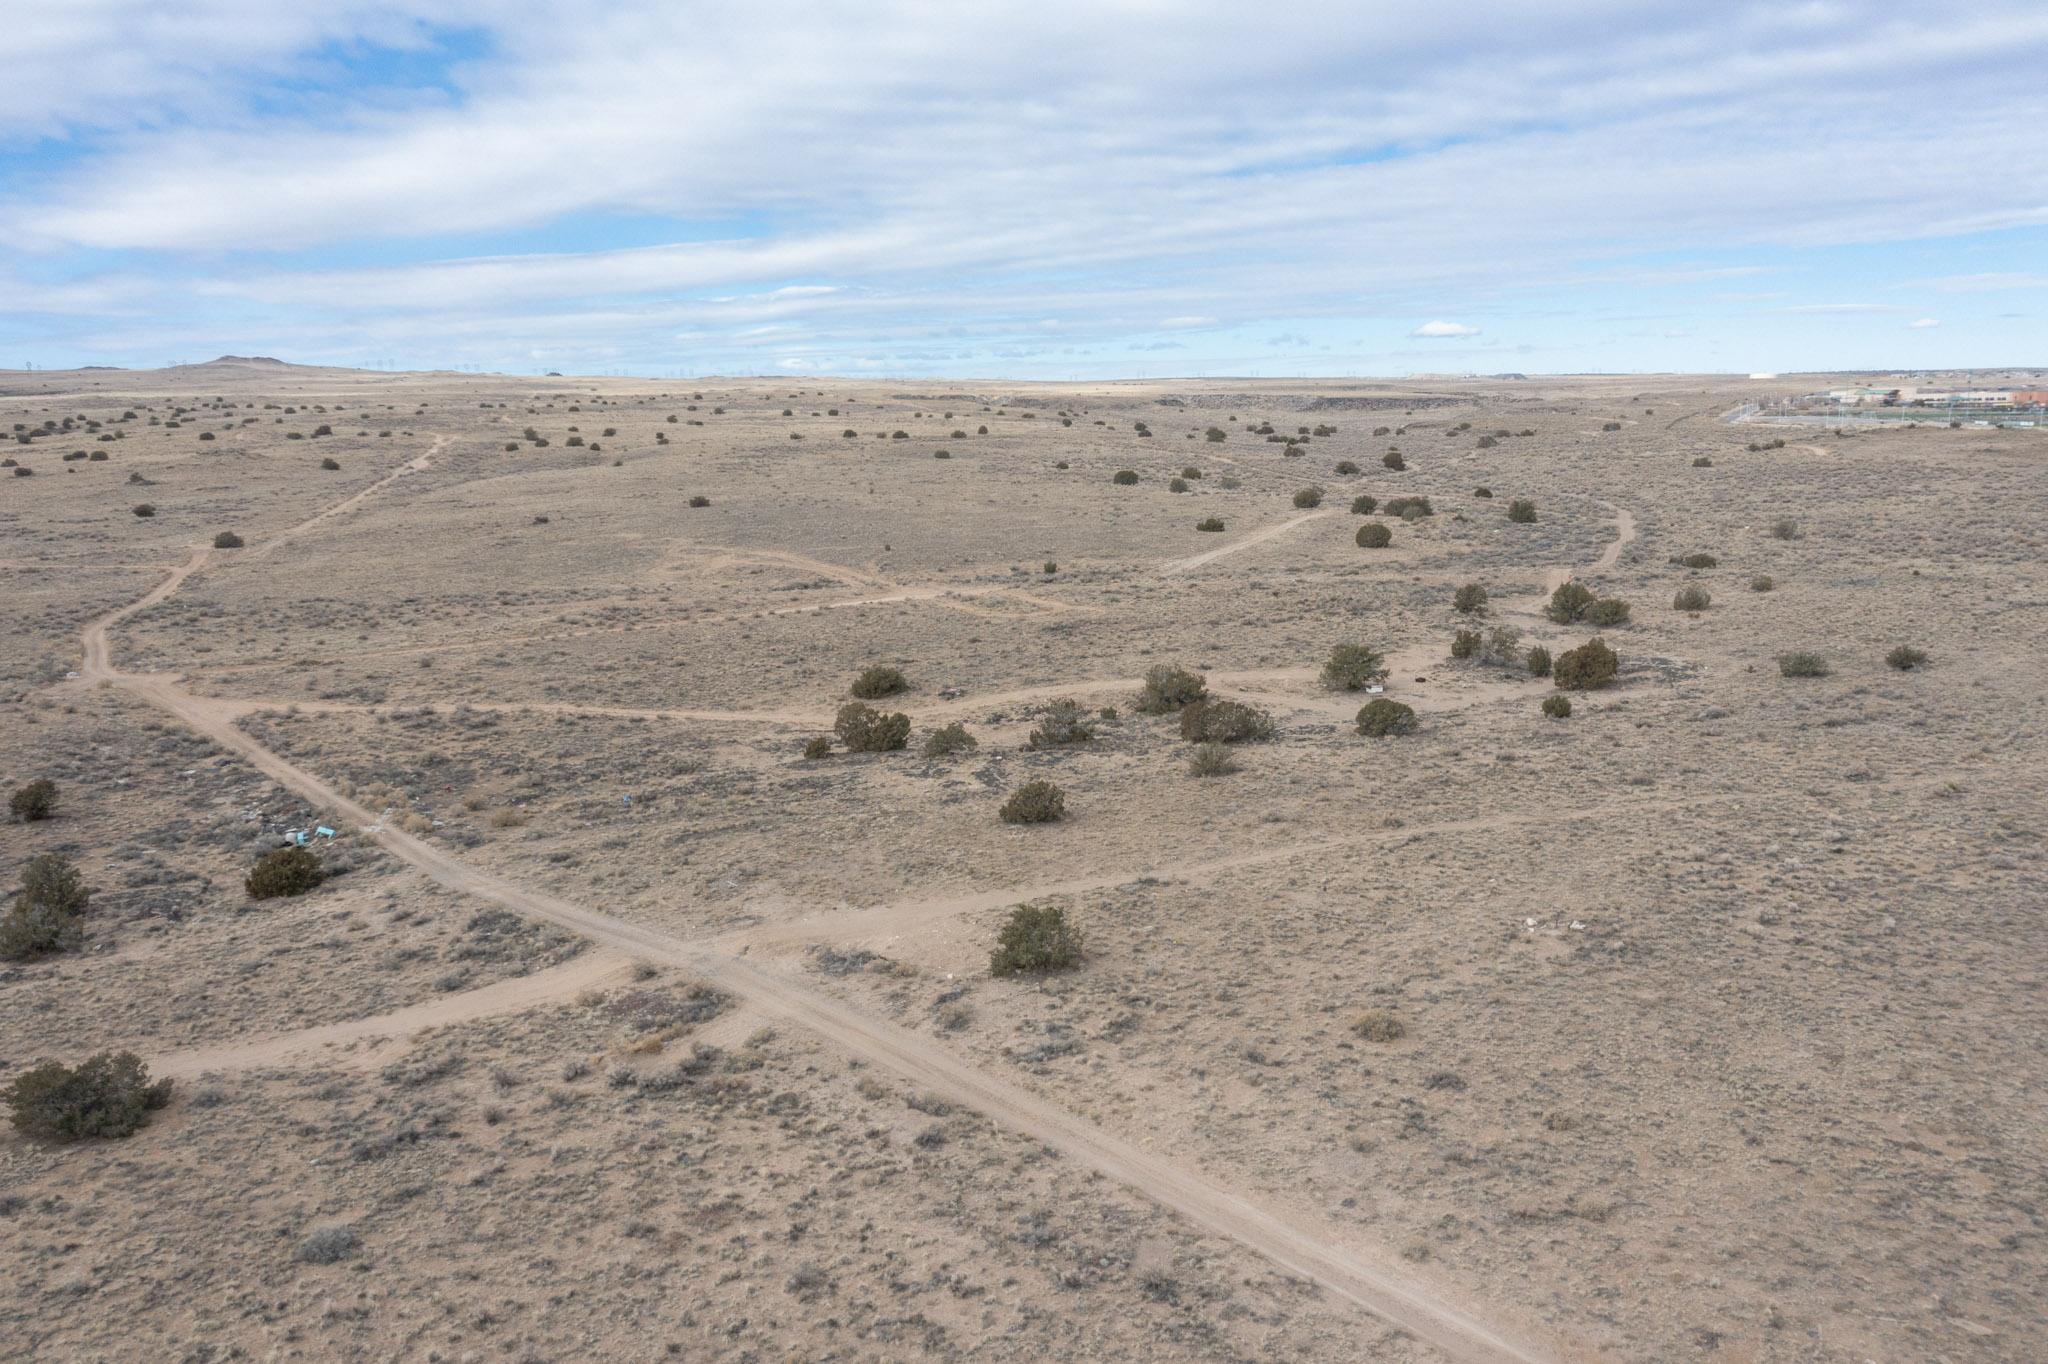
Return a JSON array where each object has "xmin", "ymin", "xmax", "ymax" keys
[
  {"xmin": 78, "ymin": 631, "xmax": 1562, "ymax": 1364},
  {"xmin": 241, "ymin": 435, "xmax": 444, "ymax": 563},
  {"xmin": 1537, "ymin": 499, "xmax": 1636, "ymax": 595},
  {"xmin": 1159, "ymin": 509, "xmax": 1334, "ymax": 574},
  {"xmin": 151, "ymin": 950, "xmax": 633, "ymax": 1080}
]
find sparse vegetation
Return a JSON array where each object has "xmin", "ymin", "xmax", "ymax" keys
[
  {"xmin": 1187, "ymin": 742, "xmax": 1238, "ymax": 777},
  {"xmin": 1356, "ymin": 522, "xmax": 1392, "ymax": 548},
  {"xmin": 1350, "ymin": 494, "xmax": 1377, "ymax": 514},
  {"xmin": 1778, "ymin": 651, "xmax": 1830, "ymax": 678},
  {"xmin": 922, "ymin": 722, "xmax": 978, "ymax": 757},
  {"xmin": 1506, "ymin": 498, "xmax": 1536, "ymax": 523},
  {"xmin": 1453, "ymin": 583, "xmax": 1487, "ymax": 615},
  {"xmin": 1583, "ymin": 597, "xmax": 1631, "ymax": 627},
  {"xmin": 1383, "ymin": 495, "xmax": 1432, "ymax": 518},
  {"xmin": 1196, "ymin": 516, "xmax": 1225, "ymax": 532},
  {"xmin": 802, "ymin": 736, "xmax": 832, "ymax": 760},
  {"xmin": 1137, "ymin": 664, "xmax": 1207, "ymax": 714},
  {"xmin": 5, "ymin": 1051, "xmax": 171, "ymax": 1142},
  {"xmin": 1112, "ymin": 469, "xmax": 1139, "ymax": 485},
  {"xmin": 1885, "ymin": 645, "xmax": 1929, "ymax": 671},
  {"xmin": 1028, "ymin": 699, "xmax": 1096, "ymax": 748},
  {"xmin": 1542, "ymin": 694, "xmax": 1572, "ymax": 719},
  {"xmin": 1382, "ymin": 451, "xmax": 1405, "ymax": 470},
  {"xmin": 1676, "ymin": 552, "xmax": 1717, "ymax": 569},
  {"xmin": 10, "ymin": 778, "xmax": 56, "ymax": 822},
  {"xmin": 850, "ymin": 664, "xmax": 907, "ymax": 699},
  {"xmin": 1355, "ymin": 698, "xmax": 1417, "ymax": 737},
  {"xmin": 1450, "ymin": 628, "xmax": 1480, "ymax": 660},
  {"xmin": 212, "ymin": 530, "xmax": 244, "ymax": 549},
  {"xmin": 1178, "ymin": 698, "xmax": 1274, "ymax": 743},
  {"xmin": 1, "ymin": 853, "xmax": 90, "ymax": 960},
  {"xmin": 1545, "ymin": 582, "xmax": 1596, "ymax": 623},
  {"xmin": 1750, "ymin": 574, "xmax": 1775, "ymax": 592},
  {"xmin": 1321, "ymin": 644, "xmax": 1387, "ymax": 691},
  {"xmin": 990, "ymin": 904, "xmax": 1081, "ymax": 974},
  {"xmin": 1353, "ymin": 1010, "xmax": 1404, "ymax": 1042},
  {"xmin": 1770, "ymin": 518, "xmax": 1800, "ymax": 540},
  {"xmin": 1673, "ymin": 585, "xmax": 1711, "ymax": 611},
  {"xmin": 999, "ymin": 781, "xmax": 1066, "ymax": 825},
  {"xmin": 1292, "ymin": 486, "xmax": 1324, "ymax": 508},
  {"xmin": 1526, "ymin": 645, "xmax": 1552, "ymax": 677}
]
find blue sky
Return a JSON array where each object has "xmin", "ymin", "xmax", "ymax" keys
[{"xmin": 3, "ymin": 1, "xmax": 2045, "ymax": 377}]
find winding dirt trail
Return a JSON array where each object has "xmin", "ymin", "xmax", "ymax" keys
[
  {"xmin": 71, "ymin": 447, "xmax": 1569, "ymax": 1364},
  {"xmin": 1159, "ymin": 508, "xmax": 1333, "ymax": 573},
  {"xmin": 1536, "ymin": 498, "xmax": 1636, "ymax": 596}
]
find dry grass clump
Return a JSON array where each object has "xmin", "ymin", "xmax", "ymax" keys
[
  {"xmin": 1885, "ymin": 645, "xmax": 1929, "ymax": 671},
  {"xmin": 1778, "ymin": 651, "xmax": 1830, "ymax": 678},
  {"xmin": 1673, "ymin": 585, "xmax": 1712, "ymax": 611},
  {"xmin": 1187, "ymin": 742, "xmax": 1238, "ymax": 777},
  {"xmin": 1028, "ymin": 699, "xmax": 1096, "ymax": 748},
  {"xmin": 1353, "ymin": 1010, "xmax": 1405, "ymax": 1042}
]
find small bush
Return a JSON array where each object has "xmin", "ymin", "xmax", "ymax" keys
[
  {"xmin": 1356, "ymin": 522, "xmax": 1392, "ymax": 549},
  {"xmin": 320, "ymin": 457, "xmax": 341, "ymax": 470},
  {"xmin": 1482, "ymin": 625, "xmax": 1523, "ymax": 667},
  {"xmin": 802, "ymin": 736, "xmax": 832, "ymax": 760},
  {"xmin": 1553, "ymin": 638, "xmax": 1619, "ymax": 690},
  {"xmin": 1353, "ymin": 1010, "xmax": 1404, "ymax": 1042},
  {"xmin": 1778, "ymin": 651, "xmax": 1830, "ymax": 678},
  {"xmin": 1350, "ymin": 494, "xmax": 1377, "ymax": 515},
  {"xmin": 5, "ymin": 1052, "xmax": 170, "ymax": 1142},
  {"xmin": 990, "ymin": 904, "xmax": 1080, "ymax": 974},
  {"xmin": 999, "ymin": 781, "xmax": 1066, "ymax": 825},
  {"xmin": 687, "ymin": 495, "xmax": 710, "ymax": 508},
  {"xmin": 296, "ymin": 1225, "xmax": 359, "ymax": 1265},
  {"xmin": 922, "ymin": 722, "xmax": 978, "ymax": 757},
  {"xmin": 132, "ymin": 503, "xmax": 155, "ymax": 517},
  {"xmin": 1205, "ymin": 427, "xmax": 1226, "ymax": 443},
  {"xmin": 247, "ymin": 846, "xmax": 324, "ymax": 900},
  {"xmin": 1382, "ymin": 495, "xmax": 1432, "ymax": 518},
  {"xmin": 1180, "ymin": 466, "xmax": 1202, "ymax": 479},
  {"xmin": 1692, "ymin": 455, "xmax": 1712, "ymax": 467},
  {"xmin": 1292, "ymin": 486, "xmax": 1324, "ymax": 509},
  {"xmin": 1676, "ymin": 552, "xmax": 1717, "ymax": 569},
  {"xmin": 1028, "ymin": 699, "xmax": 1096, "ymax": 748},
  {"xmin": 1334, "ymin": 460, "xmax": 1360, "ymax": 475},
  {"xmin": 1770, "ymin": 518, "xmax": 1800, "ymax": 541},
  {"xmin": 1673, "ymin": 585, "xmax": 1711, "ymax": 611},
  {"xmin": 1750, "ymin": 575, "xmax": 1774, "ymax": 592},
  {"xmin": 1168, "ymin": 476, "xmax": 1189, "ymax": 493},
  {"xmin": 1541, "ymin": 694, "xmax": 1572, "ymax": 719},
  {"xmin": 1355, "ymin": 698, "xmax": 1417, "ymax": 737},
  {"xmin": 1545, "ymin": 581, "xmax": 1596, "ymax": 623},
  {"xmin": 1473, "ymin": 486, "xmax": 1493, "ymax": 498},
  {"xmin": 1583, "ymin": 597, "xmax": 1631, "ymax": 627},
  {"xmin": 1449, "ymin": 628, "xmax": 1480, "ymax": 660},
  {"xmin": 1885, "ymin": 645, "xmax": 1929, "ymax": 672},
  {"xmin": 1187, "ymin": 742, "xmax": 1238, "ymax": 777},
  {"xmin": 1321, "ymin": 644, "xmax": 1386, "ymax": 691},
  {"xmin": 1195, "ymin": 516, "xmax": 1225, "ymax": 532},
  {"xmin": 1, "ymin": 853, "xmax": 90, "ymax": 960},
  {"xmin": 1453, "ymin": 583, "xmax": 1487, "ymax": 615},
  {"xmin": 1178, "ymin": 698, "xmax": 1274, "ymax": 744},
  {"xmin": 1137, "ymin": 664, "xmax": 1207, "ymax": 714},
  {"xmin": 1506, "ymin": 499, "xmax": 1536, "ymax": 523},
  {"xmin": 850, "ymin": 664, "xmax": 907, "ymax": 699},
  {"xmin": 212, "ymin": 531, "xmax": 244, "ymax": 549},
  {"xmin": 1112, "ymin": 469, "xmax": 1139, "ymax": 485},
  {"xmin": 1382, "ymin": 451, "xmax": 1405, "ymax": 470},
  {"xmin": 1526, "ymin": 645, "xmax": 1552, "ymax": 677},
  {"xmin": 835, "ymin": 702, "xmax": 911, "ymax": 752},
  {"xmin": 10, "ymin": 778, "xmax": 56, "ymax": 822}
]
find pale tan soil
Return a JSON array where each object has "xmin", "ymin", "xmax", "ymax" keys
[{"xmin": 2, "ymin": 363, "xmax": 2044, "ymax": 1362}]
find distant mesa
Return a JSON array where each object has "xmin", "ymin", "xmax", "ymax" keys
[{"xmin": 199, "ymin": 355, "xmax": 291, "ymax": 367}]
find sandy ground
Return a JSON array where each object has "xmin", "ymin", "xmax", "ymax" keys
[{"xmin": 2, "ymin": 360, "xmax": 2044, "ymax": 1362}]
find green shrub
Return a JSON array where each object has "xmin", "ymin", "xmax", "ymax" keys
[
  {"xmin": 1382, "ymin": 451, "xmax": 1405, "ymax": 470},
  {"xmin": 1692, "ymin": 455, "xmax": 1712, "ymax": 467},
  {"xmin": 212, "ymin": 531, "xmax": 244, "ymax": 549},
  {"xmin": 1333, "ymin": 460, "xmax": 1360, "ymax": 475},
  {"xmin": 1453, "ymin": 583, "xmax": 1487, "ymax": 615},
  {"xmin": 1885, "ymin": 645, "xmax": 1929, "ymax": 672},
  {"xmin": 802, "ymin": 736, "xmax": 832, "ymax": 760},
  {"xmin": 1382, "ymin": 495, "xmax": 1432, "ymax": 518},
  {"xmin": 999, "ymin": 781, "xmax": 1066, "ymax": 825},
  {"xmin": 687, "ymin": 495, "xmax": 710, "ymax": 508},
  {"xmin": 1292, "ymin": 486, "xmax": 1324, "ymax": 509},
  {"xmin": 0, "ymin": 854, "xmax": 90, "ymax": 960},
  {"xmin": 1205, "ymin": 427, "xmax": 1226, "ymax": 443},
  {"xmin": 1545, "ymin": 582, "xmax": 1596, "ymax": 623},
  {"xmin": 1673, "ymin": 585, "xmax": 1711, "ymax": 611},
  {"xmin": 1473, "ymin": 486, "xmax": 1493, "ymax": 498},
  {"xmin": 1778, "ymin": 651, "xmax": 1829, "ymax": 678},
  {"xmin": 850, "ymin": 664, "xmax": 907, "ymax": 699},
  {"xmin": 990, "ymin": 904, "xmax": 1081, "ymax": 974},
  {"xmin": 5, "ymin": 1052, "xmax": 171, "ymax": 1142},
  {"xmin": 132, "ymin": 503, "xmax": 155, "ymax": 517},
  {"xmin": 1355, "ymin": 698, "xmax": 1418, "ymax": 737},
  {"xmin": 1187, "ymin": 742, "xmax": 1238, "ymax": 778},
  {"xmin": 1195, "ymin": 516, "xmax": 1225, "ymax": 532},
  {"xmin": 1350, "ymin": 494, "xmax": 1377, "ymax": 514},
  {"xmin": 1112, "ymin": 469, "xmax": 1139, "ymax": 485},
  {"xmin": 10, "ymin": 778, "xmax": 56, "ymax": 822},
  {"xmin": 1541, "ymin": 694, "xmax": 1572, "ymax": 719},
  {"xmin": 1553, "ymin": 638, "xmax": 1619, "ymax": 690},
  {"xmin": 1583, "ymin": 597, "xmax": 1631, "ymax": 627},
  {"xmin": 1178, "ymin": 698, "xmax": 1274, "ymax": 743},
  {"xmin": 1526, "ymin": 645, "xmax": 1552, "ymax": 677},
  {"xmin": 1181, "ymin": 466, "xmax": 1202, "ymax": 479},
  {"xmin": 1027, "ymin": 699, "xmax": 1096, "ymax": 748},
  {"xmin": 1356, "ymin": 522, "xmax": 1392, "ymax": 549},
  {"xmin": 320, "ymin": 457, "xmax": 341, "ymax": 470},
  {"xmin": 1506, "ymin": 499, "xmax": 1536, "ymax": 523},
  {"xmin": 922, "ymin": 722, "xmax": 978, "ymax": 757},
  {"xmin": 1482, "ymin": 625, "xmax": 1523, "ymax": 666},
  {"xmin": 1449, "ymin": 628, "xmax": 1480, "ymax": 660},
  {"xmin": 1750, "ymin": 575, "xmax": 1774, "ymax": 592},
  {"xmin": 1770, "ymin": 518, "xmax": 1799, "ymax": 541},
  {"xmin": 1352, "ymin": 1010, "xmax": 1404, "ymax": 1042},
  {"xmin": 1168, "ymin": 476, "xmax": 1189, "ymax": 493},
  {"xmin": 1321, "ymin": 644, "xmax": 1386, "ymax": 691},
  {"xmin": 1137, "ymin": 664, "xmax": 1207, "ymax": 714},
  {"xmin": 247, "ymin": 846, "xmax": 324, "ymax": 900},
  {"xmin": 835, "ymin": 702, "xmax": 911, "ymax": 752},
  {"xmin": 1676, "ymin": 552, "xmax": 1717, "ymax": 569}
]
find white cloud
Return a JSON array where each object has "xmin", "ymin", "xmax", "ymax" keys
[
  {"xmin": 1159, "ymin": 316, "xmax": 1218, "ymax": 329},
  {"xmin": 1907, "ymin": 317, "xmax": 1940, "ymax": 328},
  {"xmin": 1411, "ymin": 320, "xmax": 1481, "ymax": 337}
]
